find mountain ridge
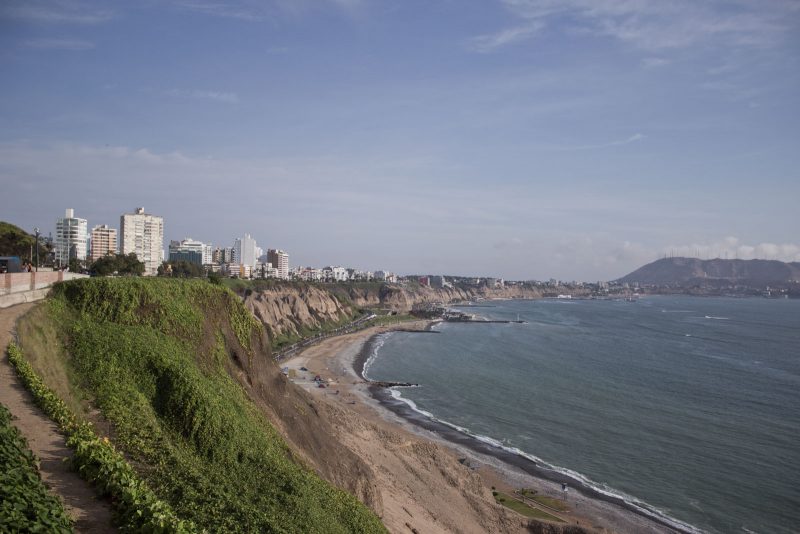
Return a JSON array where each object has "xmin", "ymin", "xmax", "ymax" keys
[{"xmin": 617, "ymin": 257, "xmax": 800, "ymax": 287}]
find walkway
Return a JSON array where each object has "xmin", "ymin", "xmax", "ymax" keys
[{"xmin": 0, "ymin": 303, "xmax": 116, "ymax": 533}]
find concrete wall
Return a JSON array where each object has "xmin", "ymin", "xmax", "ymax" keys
[{"xmin": 0, "ymin": 271, "xmax": 89, "ymax": 308}]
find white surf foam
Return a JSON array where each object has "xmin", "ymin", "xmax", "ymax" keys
[
  {"xmin": 362, "ymin": 333, "xmax": 391, "ymax": 380},
  {"xmin": 387, "ymin": 386, "xmax": 705, "ymax": 534}
]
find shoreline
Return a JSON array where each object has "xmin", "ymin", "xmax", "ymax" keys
[
  {"xmin": 286, "ymin": 322, "xmax": 685, "ymax": 533},
  {"xmin": 354, "ymin": 333, "xmax": 694, "ymax": 534}
]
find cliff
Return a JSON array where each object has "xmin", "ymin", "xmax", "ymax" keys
[
  {"xmin": 239, "ymin": 281, "xmax": 559, "ymax": 342},
  {"xmin": 330, "ymin": 282, "xmax": 556, "ymax": 312},
  {"xmin": 16, "ymin": 278, "xmax": 385, "ymax": 533},
  {"xmin": 243, "ymin": 284, "xmax": 357, "ymax": 347}
]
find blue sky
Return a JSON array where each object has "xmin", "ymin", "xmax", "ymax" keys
[{"xmin": 1, "ymin": 0, "xmax": 798, "ymax": 280}]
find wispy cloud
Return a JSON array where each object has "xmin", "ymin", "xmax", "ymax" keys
[
  {"xmin": 539, "ymin": 133, "xmax": 645, "ymax": 152},
  {"xmin": 172, "ymin": 1, "xmax": 266, "ymax": 21},
  {"xmin": 641, "ymin": 57, "xmax": 670, "ymax": 69},
  {"xmin": 476, "ymin": 0, "xmax": 797, "ymax": 52},
  {"xmin": 469, "ymin": 22, "xmax": 543, "ymax": 53},
  {"xmin": 172, "ymin": 0, "xmax": 368, "ymax": 21},
  {"xmin": 663, "ymin": 236, "xmax": 800, "ymax": 262},
  {"xmin": 164, "ymin": 88, "xmax": 239, "ymax": 103},
  {"xmin": 21, "ymin": 38, "xmax": 94, "ymax": 50},
  {"xmin": 1, "ymin": 1, "xmax": 113, "ymax": 24}
]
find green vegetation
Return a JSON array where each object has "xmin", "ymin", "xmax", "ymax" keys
[
  {"xmin": 363, "ymin": 313, "xmax": 416, "ymax": 327},
  {"xmin": 493, "ymin": 491, "xmax": 564, "ymax": 522},
  {"xmin": 517, "ymin": 489, "xmax": 569, "ymax": 512},
  {"xmin": 270, "ymin": 311, "xmax": 359, "ymax": 351},
  {"xmin": 7, "ymin": 343, "xmax": 191, "ymax": 532},
  {"xmin": 18, "ymin": 277, "xmax": 384, "ymax": 533},
  {"xmin": 89, "ymin": 253, "xmax": 145, "ymax": 276},
  {"xmin": 157, "ymin": 260, "xmax": 205, "ymax": 278},
  {"xmin": 0, "ymin": 221, "xmax": 50, "ymax": 264},
  {"xmin": 0, "ymin": 403, "xmax": 74, "ymax": 533}
]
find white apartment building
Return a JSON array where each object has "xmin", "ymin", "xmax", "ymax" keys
[
  {"xmin": 55, "ymin": 208, "xmax": 88, "ymax": 265},
  {"xmin": 233, "ymin": 234, "xmax": 257, "ymax": 267},
  {"xmin": 255, "ymin": 262, "xmax": 279, "ymax": 279},
  {"xmin": 120, "ymin": 207, "xmax": 164, "ymax": 276},
  {"xmin": 90, "ymin": 224, "xmax": 117, "ymax": 262},
  {"xmin": 169, "ymin": 238, "xmax": 212, "ymax": 265},
  {"xmin": 321, "ymin": 266, "xmax": 348, "ymax": 282},
  {"xmin": 298, "ymin": 267, "xmax": 322, "ymax": 282},
  {"xmin": 225, "ymin": 263, "xmax": 252, "ymax": 279},
  {"xmin": 267, "ymin": 249, "xmax": 289, "ymax": 279}
]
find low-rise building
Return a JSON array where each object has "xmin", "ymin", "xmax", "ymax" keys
[{"xmin": 169, "ymin": 238, "xmax": 212, "ymax": 266}]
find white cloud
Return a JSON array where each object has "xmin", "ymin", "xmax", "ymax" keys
[
  {"xmin": 537, "ymin": 132, "xmax": 645, "ymax": 151},
  {"xmin": 164, "ymin": 88, "xmax": 239, "ymax": 103},
  {"xmin": 663, "ymin": 237, "xmax": 800, "ymax": 262},
  {"xmin": 1, "ymin": 1, "xmax": 113, "ymax": 24},
  {"xmin": 469, "ymin": 22, "xmax": 543, "ymax": 52},
  {"xmin": 477, "ymin": 0, "xmax": 796, "ymax": 52},
  {"xmin": 21, "ymin": 38, "xmax": 94, "ymax": 50},
  {"xmin": 641, "ymin": 57, "xmax": 670, "ymax": 69}
]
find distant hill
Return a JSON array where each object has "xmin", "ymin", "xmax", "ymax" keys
[{"xmin": 617, "ymin": 257, "xmax": 800, "ymax": 287}]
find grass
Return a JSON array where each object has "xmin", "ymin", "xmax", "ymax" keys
[
  {"xmin": 0, "ymin": 403, "xmax": 74, "ymax": 533},
  {"xmin": 363, "ymin": 313, "xmax": 417, "ymax": 327},
  {"xmin": 493, "ymin": 491, "xmax": 564, "ymax": 522},
  {"xmin": 7, "ymin": 343, "xmax": 191, "ymax": 532},
  {"xmin": 17, "ymin": 277, "xmax": 386, "ymax": 533},
  {"xmin": 270, "ymin": 311, "xmax": 360, "ymax": 351},
  {"xmin": 518, "ymin": 488, "xmax": 570, "ymax": 512}
]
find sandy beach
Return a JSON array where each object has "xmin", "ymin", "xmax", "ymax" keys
[{"xmin": 284, "ymin": 322, "xmax": 677, "ymax": 534}]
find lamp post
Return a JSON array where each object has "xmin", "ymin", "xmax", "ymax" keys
[{"xmin": 34, "ymin": 227, "xmax": 40, "ymax": 272}]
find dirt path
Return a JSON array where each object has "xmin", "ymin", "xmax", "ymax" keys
[{"xmin": 0, "ymin": 303, "xmax": 116, "ymax": 533}]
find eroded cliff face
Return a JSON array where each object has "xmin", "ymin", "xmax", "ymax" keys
[
  {"xmin": 337, "ymin": 283, "xmax": 556, "ymax": 311},
  {"xmin": 242, "ymin": 282, "xmax": 574, "ymax": 337},
  {"xmin": 243, "ymin": 285, "xmax": 355, "ymax": 341}
]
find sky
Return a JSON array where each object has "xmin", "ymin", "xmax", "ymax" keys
[{"xmin": 1, "ymin": 0, "xmax": 798, "ymax": 280}]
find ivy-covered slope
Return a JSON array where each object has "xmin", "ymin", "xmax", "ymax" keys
[{"xmin": 34, "ymin": 278, "xmax": 385, "ymax": 533}]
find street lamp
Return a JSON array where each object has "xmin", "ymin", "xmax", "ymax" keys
[{"xmin": 33, "ymin": 227, "xmax": 40, "ymax": 272}]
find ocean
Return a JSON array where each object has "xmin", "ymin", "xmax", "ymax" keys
[{"xmin": 363, "ymin": 296, "xmax": 800, "ymax": 534}]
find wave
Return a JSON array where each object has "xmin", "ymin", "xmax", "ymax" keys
[
  {"xmin": 386, "ymin": 387, "xmax": 705, "ymax": 534},
  {"xmin": 703, "ymin": 316, "xmax": 729, "ymax": 320},
  {"xmin": 362, "ymin": 333, "xmax": 391, "ymax": 380}
]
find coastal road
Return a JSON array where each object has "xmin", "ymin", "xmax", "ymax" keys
[{"xmin": 0, "ymin": 302, "xmax": 116, "ymax": 533}]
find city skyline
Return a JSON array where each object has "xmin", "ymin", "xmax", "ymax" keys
[{"xmin": 1, "ymin": 1, "xmax": 798, "ymax": 280}]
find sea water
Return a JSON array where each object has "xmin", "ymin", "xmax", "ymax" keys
[{"xmin": 363, "ymin": 296, "xmax": 800, "ymax": 534}]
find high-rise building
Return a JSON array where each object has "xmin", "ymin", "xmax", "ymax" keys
[
  {"xmin": 168, "ymin": 238, "xmax": 212, "ymax": 266},
  {"xmin": 267, "ymin": 249, "xmax": 289, "ymax": 279},
  {"xmin": 121, "ymin": 207, "xmax": 164, "ymax": 276},
  {"xmin": 55, "ymin": 208, "xmax": 88, "ymax": 265},
  {"xmin": 90, "ymin": 225, "xmax": 117, "ymax": 262},
  {"xmin": 233, "ymin": 234, "xmax": 257, "ymax": 267}
]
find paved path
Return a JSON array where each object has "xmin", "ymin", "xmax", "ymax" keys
[{"xmin": 0, "ymin": 303, "xmax": 116, "ymax": 533}]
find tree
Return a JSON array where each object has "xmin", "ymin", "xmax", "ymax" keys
[
  {"xmin": 89, "ymin": 253, "xmax": 144, "ymax": 276},
  {"xmin": 158, "ymin": 260, "xmax": 204, "ymax": 278},
  {"xmin": 0, "ymin": 221, "xmax": 50, "ymax": 264},
  {"xmin": 68, "ymin": 258, "xmax": 83, "ymax": 273}
]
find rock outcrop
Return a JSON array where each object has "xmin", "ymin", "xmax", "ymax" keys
[{"xmin": 243, "ymin": 285, "xmax": 356, "ymax": 342}]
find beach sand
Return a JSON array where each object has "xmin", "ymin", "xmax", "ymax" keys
[{"xmin": 284, "ymin": 322, "xmax": 676, "ymax": 534}]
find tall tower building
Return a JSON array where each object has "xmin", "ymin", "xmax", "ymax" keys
[
  {"xmin": 55, "ymin": 208, "xmax": 88, "ymax": 265},
  {"xmin": 233, "ymin": 234, "xmax": 257, "ymax": 267},
  {"xmin": 90, "ymin": 225, "xmax": 118, "ymax": 262},
  {"xmin": 267, "ymin": 249, "xmax": 289, "ymax": 279},
  {"xmin": 120, "ymin": 207, "xmax": 164, "ymax": 276}
]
